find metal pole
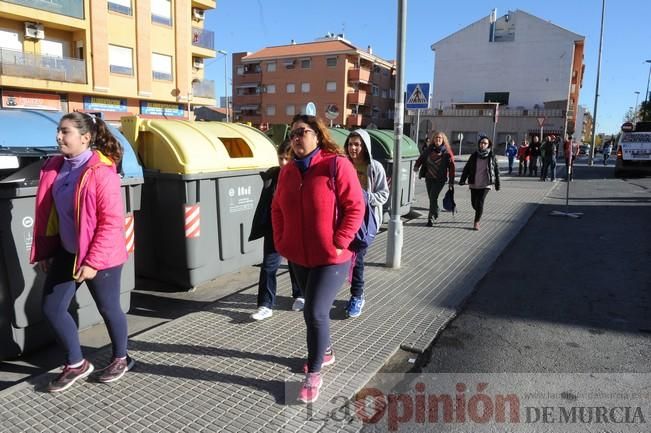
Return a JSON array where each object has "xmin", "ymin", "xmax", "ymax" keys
[
  {"xmin": 645, "ymin": 60, "xmax": 651, "ymax": 107},
  {"xmin": 491, "ymin": 102, "xmax": 498, "ymax": 145},
  {"xmin": 387, "ymin": 0, "xmax": 406, "ymax": 269},
  {"xmin": 414, "ymin": 109, "xmax": 421, "ymax": 150},
  {"xmin": 589, "ymin": 0, "xmax": 605, "ymax": 166},
  {"xmin": 217, "ymin": 49, "xmax": 229, "ymax": 122},
  {"xmin": 634, "ymin": 91, "xmax": 640, "ymax": 122}
]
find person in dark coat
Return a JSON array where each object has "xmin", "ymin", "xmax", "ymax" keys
[
  {"xmin": 459, "ymin": 136, "xmax": 501, "ymax": 231},
  {"xmin": 249, "ymin": 139, "xmax": 302, "ymax": 321},
  {"xmin": 528, "ymin": 135, "xmax": 542, "ymax": 176}
]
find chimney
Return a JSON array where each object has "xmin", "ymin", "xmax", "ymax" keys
[
  {"xmin": 291, "ymin": 39, "xmax": 296, "ymax": 45},
  {"xmin": 367, "ymin": 45, "xmax": 373, "ymax": 55}
]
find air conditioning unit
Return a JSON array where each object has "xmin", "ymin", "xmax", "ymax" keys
[
  {"xmin": 193, "ymin": 58, "xmax": 204, "ymax": 69},
  {"xmin": 24, "ymin": 22, "xmax": 45, "ymax": 40},
  {"xmin": 192, "ymin": 8, "xmax": 205, "ymax": 21}
]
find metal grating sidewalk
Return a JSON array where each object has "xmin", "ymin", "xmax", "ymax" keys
[{"xmin": 0, "ymin": 178, "xmax": 556, "ymax": 433}]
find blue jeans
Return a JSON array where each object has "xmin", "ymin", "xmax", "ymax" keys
[
  {"xmin": 257, "ymin": 236, "xmax": 301, "ymax": 308},
  {"xmin": 42, "ymin": 249, "xmax": 126, "ymax": 365},
  {"xmin": 291, "ymin": 261, "xmax": 349, "ymax": 373},
  {"xmin": 350, "ymin": 247, "xmax": 367, "ymax": 298}
]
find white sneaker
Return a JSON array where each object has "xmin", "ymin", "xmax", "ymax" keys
[
  {"xmin": 292, "ymin": 297, "xmax": 305, "ymax": 312},
  {"xmin": 251, "ymin": 306, "xmax": 273, "ymax": 321}
]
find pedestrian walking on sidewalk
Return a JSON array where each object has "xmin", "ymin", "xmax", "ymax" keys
[
  {"xmin": 540, "ymin": 135, "xmax": 558, "ymax": 181},
  {"xmin": 413, "ymin": 131, "xmax": 455, "ymax": 227},
  {"xmin": 30, "ymin": 112, "xmax": 134, "ymax": 393},
  {"xmin": 603, "ymin": 140, "xmax": 613, "ymax": 166},
  {"xmin": 249, "ymin": 140, "xmax": 303, "ymax": 321},
  {"xmin": 517, "ymin": 139, "xmax": 529, "ymax": 176},
  {"xmin": 343, "ymin": 129, "xmax": 389, "ymax": 318},
  {"xmin": 563, "ymin": 135, "xmax": 579, "ymax": 181},
  {"xmin": 459, "ymin": 136, "xmax": 501, "ymax": 231},
  {"xmin": 506, "ymin": 139, "xmax": 518, "ymax": 174},
  {"xmin": 528, "ymin": 135, "xmax": 542, "ymax": 177},
  {"xmin": 272, "ymin": 114, "xmax": 364, "ymax": 403}
]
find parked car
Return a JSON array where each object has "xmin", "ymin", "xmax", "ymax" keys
[{"xmin": 578, "ymin": 144, "xmax": 591, "ymax": 155}]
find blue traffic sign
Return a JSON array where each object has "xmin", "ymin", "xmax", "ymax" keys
[{"xmin": 406, "ymin": 83, "xmax": 430, "ymax": 109}]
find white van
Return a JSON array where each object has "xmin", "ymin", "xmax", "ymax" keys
[{"xmin": 614, "ymin": 121, "xmax": 651, "ymax": 177}]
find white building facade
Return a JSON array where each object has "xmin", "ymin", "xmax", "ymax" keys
[{"xmin": 410, "ymin": 9, "xmax": 585, "ymax": 153}]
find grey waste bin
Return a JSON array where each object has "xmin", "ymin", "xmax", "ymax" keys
[
  {"xmin": 120, "ymin": 116, "xmax": 279, "ymax": 290},
  {"xmin": 0, "ymin": 109, "xmax": 143, "ymax": 360}
]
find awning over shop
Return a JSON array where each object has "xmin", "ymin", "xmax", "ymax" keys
[{"xmin": 236, "ymin": 83, "xmax": 259, "ymax": 89}]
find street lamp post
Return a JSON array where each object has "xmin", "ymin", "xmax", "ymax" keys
[
  {"xmin": 634, "ymin": 91, "xmax": 640, "ymax": 121},
  {"xmin": 217, "ymin": 49, "xmax": 229, "ymax": 122},
  {"xmin": 589, "ymin": 0, "xmax": 605, "ymax": 166},
  {"xmin": 645, "ymin": 60, "xmax": 651, "ymax": 118}
]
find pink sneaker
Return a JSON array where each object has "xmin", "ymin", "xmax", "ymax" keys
[
  {"xmin": 298, "ymin": 372, "xmax": 322, "ymax": 403},
  {"xmin": 303, "ymin": 348, "xmax": 335, "ymax": 373}
]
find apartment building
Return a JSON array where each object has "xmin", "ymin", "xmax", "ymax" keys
[
  {"xmin": 232, "ymin": 34, "xmax": 395, "ymax": 129},
  {"xmin": 411, "ymin": 9, "xmax": 585, "ymax": 148},
  {"xmin": 0, "ymin": 0, "xmax": 216, "ymax": 122}
]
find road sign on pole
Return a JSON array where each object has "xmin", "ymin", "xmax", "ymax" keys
[
  {"xmin": 537, "ymin": 116, "xmax": 546, "ymax": 127},
  {"xmin": 406, "ymin": 83, "xmax": 430, "ymax": 109}
]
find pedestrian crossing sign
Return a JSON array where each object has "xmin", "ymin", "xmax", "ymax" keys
[{"xmin": 406, "ymin": 83, "xmax": 430, "ymax": 109}]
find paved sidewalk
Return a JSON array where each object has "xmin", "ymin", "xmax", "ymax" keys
[{"xmin": 0, "ymin": 173, "xmax": 556, "ymax": 432}]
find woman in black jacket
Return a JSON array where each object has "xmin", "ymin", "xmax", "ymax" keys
[{"xmin": 459, "ymin": 136, "xmax": 501, "ymax": 231}]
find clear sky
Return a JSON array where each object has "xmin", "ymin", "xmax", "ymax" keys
[{"xmin": 205, "ymin": 0, "xmax": 650, "ymax": 135}]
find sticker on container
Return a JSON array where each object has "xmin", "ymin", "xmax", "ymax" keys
[
  {"xmin": 184, "ymin": 204, "xmax": 201, "ymax": 238},
  {"xmin": 228, "ymin": 188, "xmax": 235, "ymax": 197},
  {"xmin": 22, "ymin": 216, "xmax": 33, "ymax": 228}
]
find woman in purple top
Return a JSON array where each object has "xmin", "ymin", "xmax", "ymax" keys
[{"xmin": 459, "ymin": 136, "xmax": 501, "ymax": 231}]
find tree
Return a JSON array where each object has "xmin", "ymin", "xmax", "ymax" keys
[
  {"xmin": 639, "ymin": 100, "xmax": 651, "ymax": 122},
  {"xmin": 623, "ymin": 107, "xmax": 636, "ymax": 123}
]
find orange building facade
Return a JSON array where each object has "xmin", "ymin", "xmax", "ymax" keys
[
  {"xmin": 0, "ymin": 0, "xmax": 216, "ymax": 121},
  {"xmin": 232, "ymin": 36, "xmax": 396, "ymax": 129}
]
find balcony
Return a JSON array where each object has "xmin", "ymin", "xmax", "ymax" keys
[
  {"xmin": 348, "ymin": 90, "xmax": 368, "ymax": 105},
  {"xmin": 348, "ymin": 68, "xmax": 371, "ymax": 83},
  {"xmin": 2, "ymin": 0, "xmax": 84, "ymax": 19},
  {"xmin": 347, "ymin": 114, "xmax": 363, "ymax": 127},
  {"xmin": 192, "ymin": 27, "xmax": 214, "ymax": 51},
  {"xmin": 192, "ymin": 0, "xmax": 216, "ymax": 9},
  {"xmin": 0, "ymin": 48, "xmax": 86, "ymax": 83},
  {"xmin": 192, "ymin": 79, "xmax": 215, "ymax": 99}
]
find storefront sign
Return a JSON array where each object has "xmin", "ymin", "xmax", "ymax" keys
[
  {"xmin": 83, "ymin": 96, "xmax": 128, "ymax": 112},
  {"xmin": 1, "ymin": 90, "xmax": 61, "ymax": 111},
  {"xmin": 140, "ymin": 101, "xmax": 184, "ymax": 117}
]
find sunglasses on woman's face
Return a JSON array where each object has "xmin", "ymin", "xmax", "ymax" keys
[{"xmin": 289, "ymin": 127, "xmax": 315, "ymax": 139}]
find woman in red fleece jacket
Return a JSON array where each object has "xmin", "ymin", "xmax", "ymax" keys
[{"xmin": 272, "ymin": 114, "xmax": 364, "ymax": 403}]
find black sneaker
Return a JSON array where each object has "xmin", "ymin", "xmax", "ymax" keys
[
  {"xmin": 97, "ymin": 355, "xmax": 135, "ymax": 383},
  {"xmin": 47, "ymin": 359, "xmax": 94, "ymax": 393}
]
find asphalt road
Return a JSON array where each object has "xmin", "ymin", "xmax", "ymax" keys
[{"xmin": 360, "ymin": 166, "xmax": 651, "ymax": 432}]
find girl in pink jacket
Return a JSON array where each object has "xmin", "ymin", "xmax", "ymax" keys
[{"xmin": 30, "ymin": 112, "xmax": 131, "ymax": 392}]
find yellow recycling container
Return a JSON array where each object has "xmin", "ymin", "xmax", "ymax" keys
[{"xmin": 121, "ymin": 116, "xmax": 278, "ymax": 289}]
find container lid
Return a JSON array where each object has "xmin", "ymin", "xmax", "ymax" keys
[
  {"xmin": 0, "ymin": 109, "xmax": 143, "ymax": 178},
  {"xmin": 328, "ymin": 128, "xmax": 420, "ymax": 160},
  {"xmin": 120, "ymin": 117, "xmax": 278, "ymax": 174}
]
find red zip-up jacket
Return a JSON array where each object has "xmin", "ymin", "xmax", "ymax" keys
[{"xmin": 272, "ymin": 150, "xmax": 364, "ymax": 268}]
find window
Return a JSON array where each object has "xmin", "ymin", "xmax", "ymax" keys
[
  {"xmin": 300, "ymin": 58, "xmax": 311, "ymax": 69},
  {"xmin": 266, "ymin": 62, "xmax": 276, "ymax": 72},
  {"xmin": 152, "ymin": 53, "xmax": 172, "ymax": 80},
  {"xmin": 326, "ymin": 81, "xmax": 337, "ymax": 92},
  {"xmin": 236, "ymin": 65, "xmax": 244, "ymax": 75},
  {"xmin": 284, "ymin": 59, "xmax": 295, "ymax": 69},
  {"xmin": 40, "ymin": 40, "xmax": 63, "ymax": 58},
  {"xmin": 151, "ymin": 0, "xmax": 171, "ymax": 25},
  {"xmin": 0, "ymin": 30, "xmax": 22, "ymax": 51},
  {"xmin": 484, "ymin": 92, "xmax": 509, "ymax": 106},
  {"xmin": 266, "ymin": 84, "xmax": 276, "ymax": 94},
  {"xmin": 286, "ymin": 83, "xmax": 295, "ymax": 93},
  {"xmin": 372, "ymin": 85, "xmax": 380, "ymax": 96},
  {"xmin": 301, "ymin": 82, "xmax": 310, "ymax": 93},
  {"xmin": 109, "ymin": 44, "xmax": 133, "ymax": 75},
  {"xmin": 381, "ymin": 89, "xmax": 388, "ymax": 99},
  {"xmin": 326, "ymin": 57, "xmax": 337, "ymax": 67},
  {"xmin": 266, "ymin": 105, "xmax": 276, "ymax": 116},
  {"xmin": 373, "ymin": 65, "xmax": 381, "ymax": 73},
  {"xmin": 108, "ymin": 0, "xmax": 132, "ymax": 15},
  {"xmin": 286, "ymin": 105, "xmax": 295, "ymax": 116}
]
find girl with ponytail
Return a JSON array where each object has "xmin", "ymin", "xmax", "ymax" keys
[{"xmin": 30, "ymin": 111, "xmax": 133, "ymax": 392}]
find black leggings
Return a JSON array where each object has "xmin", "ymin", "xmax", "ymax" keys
[
  {"xmin": 470, "ymin": 188, "xmax": 490, "ymax": 223},
  {"xmin": 291, "ymin": 261, "xmax": 349, "ymax": 373}
]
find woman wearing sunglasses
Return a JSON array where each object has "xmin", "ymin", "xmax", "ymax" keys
[
  {"xmin": 459, "ymin": 136, "xmax": 501, "ymax": 231},
  {"xmin": 272, "ymin": 114, "xmax": 364, "ymax": 403}
]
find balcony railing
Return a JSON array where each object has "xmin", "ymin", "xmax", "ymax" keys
[
  {"xmin": 3, "ymin": 0, "xmax": 84, "ymax": 19},
  {"xmin": 348, "ymin": 68, "xmax": 371, "ymax": 83},
  {"xmin": 192, "ymin": 27, "xmax": 214, "ymax": 50},
  {"xmin": 419, "ymin": 108, "xmax": 565, "ymax": 118},
  {"xmin": 348, "ymin": 90, "xmax": 368, "ymax": 105},
  {"xmin": 192, "ymin": 79, "xmax": 215, "ymax": 99},
  {"xmin": 0, "ymin": 48, "xmax": 86, "ymax": 84}
]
